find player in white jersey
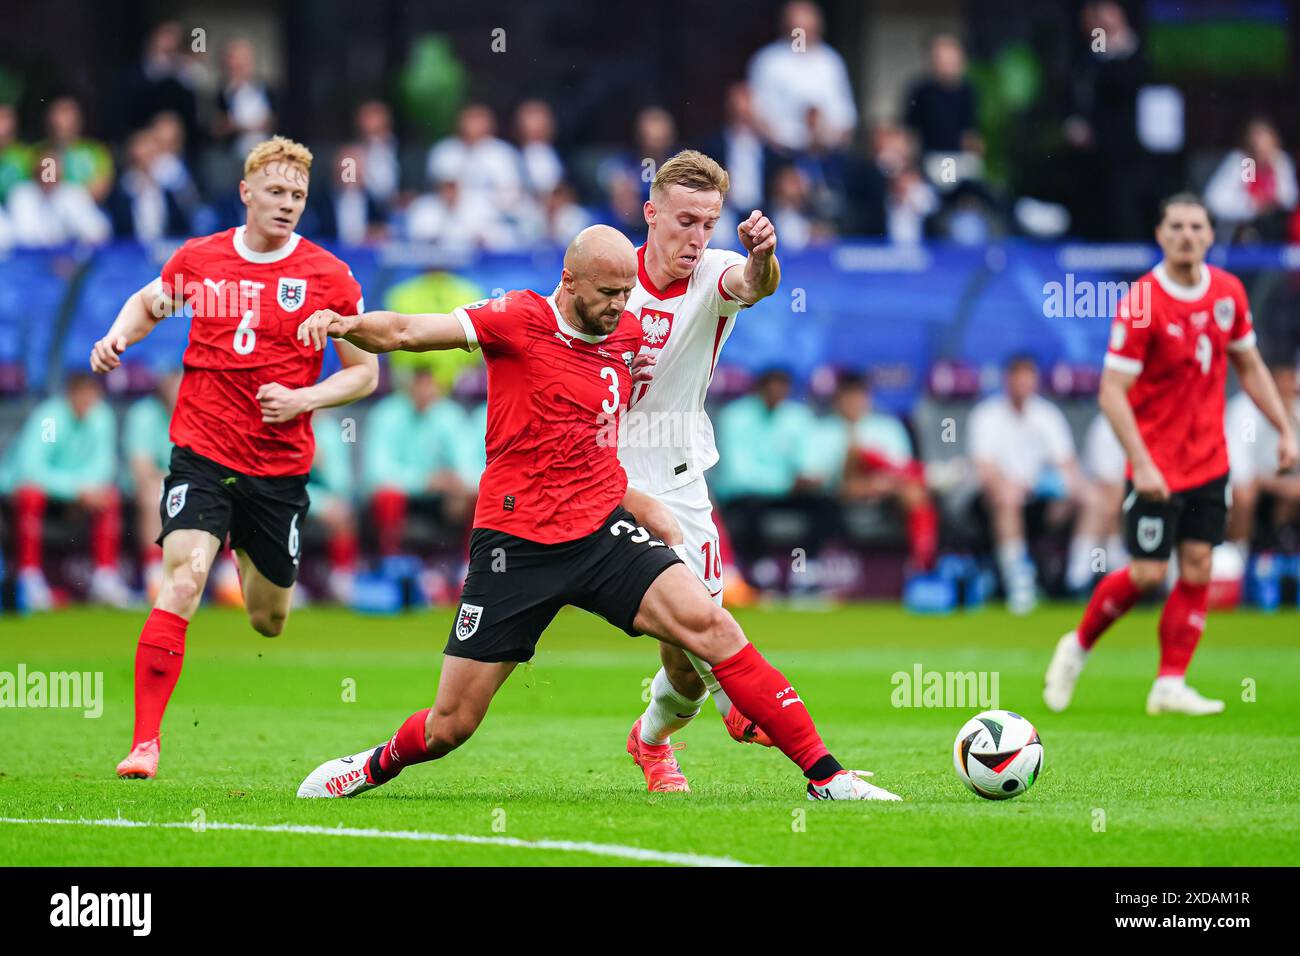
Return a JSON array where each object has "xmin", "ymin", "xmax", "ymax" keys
[{"xmin": 620, "ymin": 150, "xmax": 783, "ymax": 793}]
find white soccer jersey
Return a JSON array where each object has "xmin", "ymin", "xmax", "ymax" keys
[{"xmin": 619, "ymin": 245, "xmax": 750, "ymax": 494}]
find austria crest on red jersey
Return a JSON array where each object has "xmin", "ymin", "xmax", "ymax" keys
[
  {"xmin": 277, "ymin": 277, "xmax": 308, "ymax": 312},
  {"xmin": 1213, "ymin": 297, "xmax": 1234, "ymax": 333},
  {"xmin": 455, "ymin": 603, "xmax": 483, "ymax": 640}
]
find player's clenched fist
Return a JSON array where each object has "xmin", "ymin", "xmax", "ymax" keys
[
  {"xmin": 738, "ymin": 209, "xmax": 776, "ymax": 257},
  {"xmin": 89, "ymin": 335, "xmax": 128, "ymax": 373},
  {"xmin": 297, "ymin": 309, "xmax": 358, "ymax": 351},
  {"xmin": 256, "ymin": 381, "xmax": 313, "ymax": 423}
]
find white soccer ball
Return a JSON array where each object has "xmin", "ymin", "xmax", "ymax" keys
[{"xmin": 952, "ymin": 709, "xmax": 1043, "ymax": 800}]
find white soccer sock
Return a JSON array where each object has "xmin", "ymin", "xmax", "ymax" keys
[
  {"xmin": 640, "ymin": 667, "xmax": 708, "ymax": 745},
  {"xmin": 1066, "ymin": 535, "xmax": 1099, "ymax": 591},
  {"xmin": 683, "ymin": 650, "xmax": 732, "ymax": 717},
  {"xmin": 997, "ymin": 539, "xmax": 1029, "ymax": 587}
]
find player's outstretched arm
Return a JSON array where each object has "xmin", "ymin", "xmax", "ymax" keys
[
  {"xmin": 297, "ymin": 309, "xmax": 469, "ymax": 355},
  {"xmin": 1098, "ymin": 366, "xmax": 1169, "ymax": 500},
  {"xmin": 89, "ymin": 280, "xmax": 176, "ymax": 373},
  {"xmin": 1230, "ymin": 344, "xmax": 1299, "ymax": 472},
  {"xmin": 726, "ymin": 209, "xmax": 781, "ymax": 305}
]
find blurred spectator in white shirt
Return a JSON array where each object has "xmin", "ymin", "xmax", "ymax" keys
[
  {"xmin": 354, "ymin": 100, "xmax": 401, "ymax": 211},
  {"xmin": 747, "ymin": 0, "xmax": 858, "ymax": 152},
  {"xmin": 316, "ymin": 143, "xmax": 389, "ymax": 246},
  {"xmin": 768, "ymin": 164, "xmax": 815, "ymax": 252},
  {"xmin": 535, "ymin": 181, "xmax": 592, "ymax": 245},
  {"xmin": 514, "ymin": 99, "xmax": 564, "ymax": 198},
  {"xmin": 106, "ymin": 128, "xmax": 192, "ymax": 241},
  {"xmin": 427, "ymin": 104, "xmax": 523, "ymax": 213},
  {"xmin": 149, "ymin": 111, "xmax": 203, "ymax": 222},
  {"xmin": 873, "ymin": 123, "xmax": 937, "ymax": 244},
  {"xmin": 1205, "ymin": 117, "xmax": 1298, "ymax": 244},
  {"xmin": 1066, "ymin": 412, "xmax": 1128, "ymax": 593},
  {"xmin": 1226, "ymin": 359, "xmax": 1300, "ymax": 553},
  {"xmin": 968, "ymin": 355, "xmax": 1082, "ymax": 612},
  {"xmin": 8, "ymin": 148, "xmax": 111, "ymax": 247},
  {"xmin": 213, "ymin": 38, "xmax": 275, "ymax": 159},
  {"xmin": 407, "ymin": 173, "xmax": 516, "ymax": 251}
]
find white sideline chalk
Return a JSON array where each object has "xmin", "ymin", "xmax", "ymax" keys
[{"xmin": 0, "ymin": 816, "xmax": 757, "ymax": 868}]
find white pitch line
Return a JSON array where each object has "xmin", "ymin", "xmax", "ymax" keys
[{"xmin": 0, "ymin": 816, "xmax": 756, "ymax": 868}]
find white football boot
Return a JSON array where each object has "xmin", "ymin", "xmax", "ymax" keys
[
  {"xmin": 807, "ymin": 769, "xmax": 902, "ymax": 801},
  {"xmin": 89, "ymin": 567, "xmax": 134, "ymax": 609},
  {"xmin": 297, "ymin": 747, "xmax": 384, "ymax": 798},
  {"xmin": 1145, "ymin": 678, "xmax": 1225, "ymax": 716},
  {"xmin": 1043, "ymin": 630, "xmax": 1089, "ymax": 713},
  {"xmin": 19, "ymin": 568, "xmax": 54, "ymax": 611}
]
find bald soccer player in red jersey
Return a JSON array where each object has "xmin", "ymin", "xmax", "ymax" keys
[{"xmin": 294, "ymin": 225, "xmax": 902, "ymax": 802}]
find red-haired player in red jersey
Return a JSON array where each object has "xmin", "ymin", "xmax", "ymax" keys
[
  {"xmin": 89, "ymin": 137, "xmax": 379, "ymax": 778},
  {"xmin": 1045, "ymin": 194, "xmax": 1298, "ymax": 715},
  {"xmin": 293, "ymin": 225, "xmax": 901, "ymax": 801}
]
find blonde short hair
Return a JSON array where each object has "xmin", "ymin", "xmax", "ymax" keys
[
  {"xmin": 651, "ymin": 149, "xmax": 729, "ymax": 200},
  {"xmin": 243, "ymin": 135, "xmax": 314, "ymax": 178}
]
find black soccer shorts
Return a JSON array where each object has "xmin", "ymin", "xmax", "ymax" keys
[
  {"xmin": 1122, "ymin": 472, "xmax": 1229, "ymax": 561},
  {"xmin": 444, "ymin": 506, "xmax": 684, "ymax": 663},
  {"xmin": 158, "ymin": 445, "xmax": 310, "ymax": 588}
]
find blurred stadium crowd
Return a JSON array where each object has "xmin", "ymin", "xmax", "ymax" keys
[
  {"xmin": 1, "ymin": 0, "xmax": 1300, "ymax": 612},
  {"xmin": 4, "ymin": 2, "xmax": 1300, "ymax": 252}
]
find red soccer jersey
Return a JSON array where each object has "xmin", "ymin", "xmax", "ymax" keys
[
  {"xmin": 1104, "ymin": 262, "xmax": 1255, "ymax": 492},
  {"xmin": 453, "ymin": 289, "xmax": 642, "ymax": 543},
  {"xmin": 159, "ymin": 226, "xmax": 364, "ymax": 477}
]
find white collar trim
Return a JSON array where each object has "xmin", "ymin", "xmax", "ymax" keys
[
  {"xmin": 233, "ymin": 225, "xmax": 301, "ymax": 264},
  {"xmin": 1153, "ymin": 261, "xmax": 1210, "ymax": 302},
  {"xmin": 547, "ymin": 292, "xmax": 610, "ymax": 343}
]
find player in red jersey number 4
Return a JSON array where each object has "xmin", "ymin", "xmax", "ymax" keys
[
  {"xmin": 90, "ymin": 137, "xmax": 379, "ymax": 778},
  {"xmin": 293, "ymin": 226, "xmax": 900, "ymax": 801},
  {"xmin": 1044, "ymin": 194, "xmax": 1298, "ymax": 716}
]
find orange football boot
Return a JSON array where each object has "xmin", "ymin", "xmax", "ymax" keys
[
  {"xmin": 627, "ymin": 718, "xmax": 690, "ymax": 793},
  {"xmin": 116, "ymin": 737, "xmax": 160, "ymax": 779}
]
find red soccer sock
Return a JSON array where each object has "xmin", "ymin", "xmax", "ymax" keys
[
  {"xmin": 907, "ymin": 500, "xmax": 939, "ymax": 570},
  {"xmin": 14, "ymin": 485, "xmax": 46, "ymax": 571},
  {"xmin": 1158, "ymin": 579, "xmax": 1209, "ymax": 677},
  {"xmin": 1077, "ymin": 567, "xmax": 1142, "ymax": 650},
  {"xmin": 132, "ymin": 609, "xmax": 189, "ymax": 745},
  {"xmin": 90, "ymin": 487, "xmax": 122, "ymax": 569},
  {"xmin": 371, "ymin": 489, "xmax": 408, "ymax": 557},
  {"xmin": 711, "ymin": 643, "xmax": 832, "ymax": 775},
  {"xmin": 372, "ymin": 707, "xmax": 437, "ymax": 782},
  {"xmin": 328, "ymin": 528, "xmax": 359, "ymax": 572}
]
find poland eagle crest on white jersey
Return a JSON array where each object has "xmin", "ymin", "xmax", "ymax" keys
[{"xmin": 618, "ymin": 245, "xmax": 751, "ymax": 494}]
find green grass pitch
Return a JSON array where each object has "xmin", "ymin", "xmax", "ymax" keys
[{"xmin": 2, "ymin": 602, "xmax": 1298, "ymax": 867}]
